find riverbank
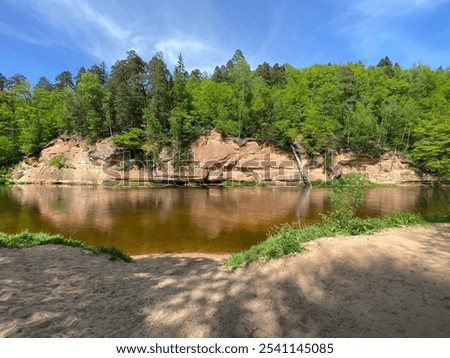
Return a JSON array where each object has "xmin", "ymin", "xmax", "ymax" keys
[{"xmin": 1, "ymin": 224, "xmax": 449, "ymax": 337}]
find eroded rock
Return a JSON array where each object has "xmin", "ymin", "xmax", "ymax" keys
[{"xmin": 11, "ymin": 131, "xmax": 430, "ymax": 185}]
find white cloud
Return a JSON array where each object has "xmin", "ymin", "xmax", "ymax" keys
[
  {"xmin": 19, "ymin": 0, "xmax": 139, "ymax": 63},
  {"xmin": 156, "ymin": 38, "xmax": 208, "ymax": 64},
  {"xmin": 78, "ymin": 2, "xmax": 126, "ymax": 41},
  {"xmin": 155, "ymin": 37, "xmax": 228, "ymax": 73},
  {"xmin": 5, "ymin": 0, "xmax": 231, "ymax": 72}
]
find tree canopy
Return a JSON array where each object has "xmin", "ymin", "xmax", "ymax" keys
[{"xmin": 0, "ymin": 51, "xmax": 449, "ymax": 179}]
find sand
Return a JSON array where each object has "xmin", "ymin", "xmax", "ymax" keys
[{"xmin": 1, "ymin": 224, "xmax": 449, "ymax": 338}]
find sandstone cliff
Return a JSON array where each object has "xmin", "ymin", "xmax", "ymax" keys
[{"xmin": 11, "ymin": 130, "xmax": 430, "ymax": 185}]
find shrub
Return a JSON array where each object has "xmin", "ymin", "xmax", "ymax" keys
[
  {"xmin": 321, "ymin": 173, "xmax": 366, "ymax": 223},
  {"xmin": 49, "ymin": 155, "xmax": 69, "ymax": 169}
]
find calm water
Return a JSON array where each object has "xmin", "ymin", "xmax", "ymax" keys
[{"xmin": 0, "ymin": 185, "xmax": 448, "ymax": 255}]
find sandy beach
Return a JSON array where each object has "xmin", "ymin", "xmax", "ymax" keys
[{"xmin": 1, "ymin": 224, "xmax": 449, "ymax": 338}]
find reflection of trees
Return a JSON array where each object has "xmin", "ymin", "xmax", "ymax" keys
[
  {"xmin": 416, "ymin": 186, "xmax": 450, "ymax": 216},
  {"xmin": 7, "ymin": 186, "xmax": 331, "ymax": 254},
  {"xmin": 7, "ymin": 186, "xmax": 444, "ymax": 254},
  {"xmin": 359, "ymin": 188, "xmax": 424, "ymax": 217},
  {"xmin": 356, "ymin": 186, "xmax": 449, "ymax": 219},
  {"xmin": 12, "ymin": 186, "xmax": 114, "ymax": 231},
  {"xmin": 10, "ymin": 186, "xmax": 183, "ymax": 232},
  {"xmin": 188, "ymin": 188, "xmax": 301, "ymax": 238},
  {"xmin": 188, "ymin": 188, "xmax": 337, "ymax": 239}
]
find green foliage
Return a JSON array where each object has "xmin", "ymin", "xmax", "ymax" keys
[
  {"xmin": 0, "ymin": 230, "xmax": 131, "ymax": 262},
  {"xmin": 49, "ymin": 155, "xmax": 69, "ymax": 169},
  {"xmin": 146, "ymin": 52, "xmax": 172, "ymax": 140},
  {"xmin": 190, "ymin": 79, "xmax": 234, "ymax": 136},
  {"xmin": 55, "ymin": 71, "xmax": 74, "ymax": 90},
  {"xmin": 410, "ymin": 115, "xmax": 450, "ymax": 180},
  {"xmin": 169, "ymin": 54, "xmax": 201, "ymax": 163},
  {"xmin": 113, "ymin": 128, "xmax": 145, "ymax": 151},
  {"xmin": 347, "ymin": 102, "xmax": 382, "ymax": 155},
  {"xmin": 0, "ymin": 136, "xmax": 18, "ymax": 166},
  {"xmin": 106, "ymin": 51, "xmax": 148, "ymax": 134},
  {"xmin": 1, "ymin": 53, "xmax": 449, "ymax": 181},
  {"xmin": 65, "ymin": 71, "xmax": 107, "ymax": 140},
  {"xmin": 0, "ymin": 166, "xmax": 11, "ymax": 185},
  {"xmin": 19, "ymin": 88, "xmax": 66, "ymax": 155},
  {"xmin": 169, "ymin": 110, "xmax": 196, "ymax": 165},
  {"xmin": 321, "ymin": 173, "xmax": 366, "ymax": 223},
  {"xmin": 94, "ymin": 246, "xmax": 133, "ymax": 262}
]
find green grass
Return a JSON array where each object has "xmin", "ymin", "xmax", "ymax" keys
[
  {"xmin": 49, "ymin": 155, "xmax": 69, "ymax": 169},
  {"xmin": 0, "ymin": 230, "xmax": 132, "ymax": 262},
  {"xmin": 224, "ymin": 212, "xmax": 449, "ymax": 268}
]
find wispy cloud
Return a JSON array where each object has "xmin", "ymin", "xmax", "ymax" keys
[
  {"xmin": 4, "ymin": 0, "xmax": 231, "ymax": 72},
  {"xmin": 0, "ymin": 20, "xmax": 52, "ymax": 46},
  {"xmin": 14, "ymin": 0, "xmax": 140, "ymax": 63},
  {"xmin": 5, "ymin": 0, "xmax": 447, "ymax": 77}
]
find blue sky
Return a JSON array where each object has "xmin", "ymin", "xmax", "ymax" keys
[{"xmin": 1, "ymin": 0, "xmax": 449, "ymax": 84}]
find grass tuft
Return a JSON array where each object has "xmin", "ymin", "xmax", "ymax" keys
[
  {"xmin": 0, "ymin": 230, "xmax": 132, "ymax": 262},
  {"xmin": 94, "ymin": 246, "xmax": 132, "ymax": 262}
]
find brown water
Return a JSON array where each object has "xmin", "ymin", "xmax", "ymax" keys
[{"xmin": 0, "ymin": 185, "xmax": 448, "ymax": 255}]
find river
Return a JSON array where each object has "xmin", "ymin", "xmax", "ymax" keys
[{"xmin": 0, "ymin": 185, "xmax": 448, "ymax": 255}]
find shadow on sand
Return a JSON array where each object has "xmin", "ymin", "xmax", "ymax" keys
[{"xmin": 1, "ymin": 226, "xmax": 449, "ymax": 337}]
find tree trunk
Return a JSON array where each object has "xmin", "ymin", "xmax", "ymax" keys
[{"xmin": 291, "ymin": 144, "xmax": 311, "ymax": 187}]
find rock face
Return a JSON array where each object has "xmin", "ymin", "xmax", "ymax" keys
[
  {"xmin": 12, "ymin": 137, "xmax": 118, "ymax": 184},
  {"xmin": 11, "ymin": 131, "xmax": 430, "ymax": 185},
  {"xmin": 329, "ymin": 151, "xmax": 432, "ymax": 184},
  {"xmin": 178, "ymin": 130, "xmax": 300, "ymax": 183}
]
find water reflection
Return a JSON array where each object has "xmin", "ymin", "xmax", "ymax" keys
[{"xmin": 0, "ymin": 185, "xmax": 447, "ymax": 255}]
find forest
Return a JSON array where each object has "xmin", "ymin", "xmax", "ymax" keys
[{"xmin": 0, "ymin": 50, "xmax": 449, "ymax": 179}]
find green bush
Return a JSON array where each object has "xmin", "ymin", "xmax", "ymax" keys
[
  {"xmin": 321, "ymin": 173, "xmax": 366, "ymax": 223},
  {"xmin": 49, "ymin": 155, "xmax": 69, "ymax": 169}
]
